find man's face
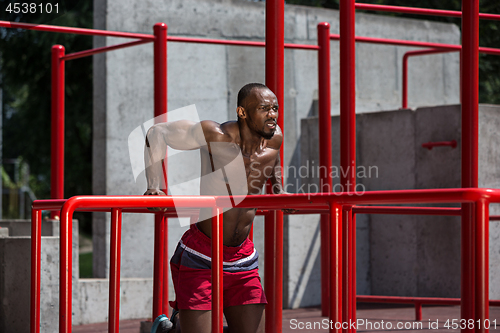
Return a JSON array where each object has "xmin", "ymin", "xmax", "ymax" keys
[{"xmin": 243, "ymin": 88, "xmax": 279, "ymax": 140}]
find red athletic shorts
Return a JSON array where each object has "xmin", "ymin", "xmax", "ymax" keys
[{"xmin": 169, "ymin": 224, "xmax": 267, "ymax": 310}]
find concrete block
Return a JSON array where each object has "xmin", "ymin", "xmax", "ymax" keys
[
  {"xmin": 0, "ymin": 228, "xmax": 8, "ymax": 237},
  {"xmin": 75, "ymin": 278, "xmax": 153, "ymax": 325},
  {"xmin": 0, "ymin": 219, "xmax": 60, "ymax": 237}
]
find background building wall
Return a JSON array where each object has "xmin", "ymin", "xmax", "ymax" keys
[
  {"xmin": 93, "ymin": 0, "xmax": 461, "ymax": 307},
  {"xmin": 301, "ymin": 105, "xmax": 500, "ymax": 300}
]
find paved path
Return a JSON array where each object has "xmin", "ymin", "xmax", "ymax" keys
[{"xmin": 73, "ymin": 304, "xmax": 500, "ymax": 332}]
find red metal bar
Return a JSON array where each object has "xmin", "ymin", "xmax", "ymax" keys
[
  {"xmin": 30, "ymin": 209, "xmax": 42, "ymax": 333},
  {"xmin": 0, "ymin": 20, "xmax": 155, "ymax": 39},
  {"xmin": 330, "ymin": 203, "xmax": 342, "ymax": 333},
  {"xmin": 162, "ymin": 215, "xmax": 170, "ymax": 316},
  {"xmin": 318, "ymin": 21, "xmax": 332, "ymax": 317},
  {"xmin": 340, "ymin": 0, "xmax": 356, "ymax": 330},
  {"xmin": 354, "ymin": 3, "xmax": 500, "ymax": 21},
  {"xmin": 265, "ymin": 0, "xmax": 284, "ymax": 332},
  {"xmin": 153, "ymin": 22, "xmax": 168, "ymax": 318},
  {"xmin": 59, "ymin": 203, "xmax": 73, "ymax": 333},
  {"xmin": 415, "ymin": 302, "xmax": 422, "ymax": 321},
  {"xmin": 402, "ymin": 49, "xmax": 457, "ymax": 109},
  {"xmin": 342, "ymin": 208, "xmax": 350, "ymax": 331},
  {"xmin": 353, "ymin": 206, "xmax": 462, "ymax": 216},
  {"xmin": 62, "ymin": 39, "xmax": 152, "ymax": 61},
  {"xmin": 330, "ymin": 34, "xmax": 500, "ymax": 56},
  {"xmin": 167, "ymin": 36, "xmax": 318, "ymax": 50},
  {"xmin": 461, "ymin": 1, "xmax": 480, "ymax": 330},
  {"xmin": 475, "ymin": 200, "xmax": 489, "ymax": 333},
  {"xmin": 212, "ymin": 208, "xmax": 224, "ymax": 333},
  {"xmin": 152, "ymin": 212, "xmax": 165, "ymax": 319},
  {"xmin": 422, "ymin": 140, "xmax": 458, "ymax": 150},
  {"xmin": 350, "ymin": 212, "xmax": 356, "ymax": 333},
  {"xmin": 50, "ymin": 45, "xmax": 65, "ymax": 219},
  {"xmin": 109, "ymin": 208, "xmax": 122, "ymax": 333},
  {"xmin": 357, "ymin": 295, "xmax": 500, "ymax": 306},
  {"xmin": 249, "ymin": 224, "xmax": 254, "ymax": 241}
]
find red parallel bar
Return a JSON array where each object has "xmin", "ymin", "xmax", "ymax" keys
[
  {"xmin": 167, "ymin": 36, "xmax": 318, "ymax": 50},
  {"xmin": 0, "ymin": 20, "xmax": 155, "ymax": 39},
  {"xmin": 57, "ymin": 196, "xmax": 216, "ymax": 332},
  {"xmin": 62, "ymin": 39, "xmax": 152, "ymax": 61},
  {"xmin": 350, "ymin": 211, "xmax": 356, "ymax": 332},
  {"xmin": 353, "ymin": 206, "xmax": 461, "ymax": 216},
  {"xmin": 109, "ymin": 208, "xmax": 122, "ymax": 333},
  {"xmin": 402, "ymin": 49, "xmax": 456, "ymax": 109},
  {"xmin": 354, "ymin": 3, "xmax": 500, "ymax": 21},
  {"xmin": 490, "ymin": 215, "xmax": 500, "ymax": 221},
  {"xmin": 422, "ymin": 140, "xmax": 458, "ymax": 150},
  {"xmin": 330, "ymin": 34, "xmax": 500, "ymax": 56},
  {"xmin": 30, "ymin": 209, "xmax": 42, "ymax": 333},
  {"xmin": 162, "ymin": 215, "xmax": 170, "ymax": 315},
  {"xmin": 340, "ymin": 0, "xmax": 356, "ymax": 331},
  {"xmin": 265, "ymin": 0, "xmax": 284, "ymax": 332},
  {"xmin": 475, "ymin": 200, "xmax": 489, "ymax": 333},
  {"xmin": 318, "ymin": 21, "xmax": 332, "ymax": 317},
  {"xmin": 330, "ymin": 203, "xmax": 342, "ymax": 333},
  {"xmin": 461, "ymin": 0, "xmax": 480, "ymax": 331},
  {"xmin": 152, "ymin": 22, "xmax": 168, "ymax": 319},
  {"xmin": 50, "ymin": 45, "xmax": 65, "ymax": 219},
  {"xmin": 212, "ymin": 208, "xmax": 224, "ymax": 333},
  {"xmin": 59, "ymin": 203, "xmax": 73, "ymax": 333}
]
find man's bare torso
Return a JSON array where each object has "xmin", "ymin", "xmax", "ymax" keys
[{"xmin": 196, "ymin": 121, "xmax": 281, "ymax": 246}]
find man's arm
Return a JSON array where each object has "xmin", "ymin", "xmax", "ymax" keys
[{"xmin": 144, "ymin": 120, "xmax": 206, "ymax": 193}]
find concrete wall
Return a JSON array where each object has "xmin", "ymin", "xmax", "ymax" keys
[
  {"xmin": 93, "ymin": 0, "xmax": 461, "ymax": 307},
  {"xmin": 301, "ymin": 104, "xmax": 500, "ymax": 300}
]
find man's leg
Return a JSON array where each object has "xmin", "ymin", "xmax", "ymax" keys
[
  {"xmin": 223, "ymin": 304, "xmax": 265, "ymax": 333},
  {"xmin": 177, "ymin": 309, "xmax": 211, "ymax": 333}
]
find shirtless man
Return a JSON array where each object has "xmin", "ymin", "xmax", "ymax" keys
[{"xmin": 144, "ymin": 83, "xmax": 285, "ymax": 333}]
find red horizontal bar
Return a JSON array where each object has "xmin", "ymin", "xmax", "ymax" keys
[
  {"xmin": 422, "ymin": 140, "xmax": 458, "ymax": 150},
  {"xmin": 355, "ymin": 3, "xmax": 500, "ymax": 21},
  {"xmin": 63, "ymin": 39, "xmax": 152, "ymax": 61},
  {"xmin": 167, "ymin": 36, "xmax": 319, "ymax": 50},
  {"xmin": 353, "ymin": 206, "xmax": 461, "ymax": 216},
  {"xmin": 358, "ymin": 295, "xmax": 500, "ymax": 306},
  {"xmin": 32, "ymin": 188, "xmax": 500, "ymax": 213},
  {"xmin": 330, "ymin": 34, "xmax": 500, "ymax": 56},
  {"xmin": 0, "ymin": 20, "xmax": 155, "ymax": 39}
]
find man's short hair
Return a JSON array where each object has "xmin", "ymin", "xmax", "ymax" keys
[{"xmin": 237, "ymin": 83, "xmax": 269, "ymax": 107}]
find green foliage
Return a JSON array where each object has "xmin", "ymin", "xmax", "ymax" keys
[
  {"xmin": 79, "ymin": 252, "xmax": 93, "ymax": 278},
  {"xmin": 1, "ymin": 1, "xmax": 93, "ymax": 231}
]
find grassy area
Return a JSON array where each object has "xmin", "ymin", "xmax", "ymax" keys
[{"xmin": 79, "ymin": 252, "xmax": 93, "ymax": 278}]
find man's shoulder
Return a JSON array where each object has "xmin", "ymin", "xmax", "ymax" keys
[
  {"xmin": 200, "ymin": 120, "xmax": 238, "ymax": 142},
  {"xmin": 268, "ymin": 124, "xmax": 283, "ymax": 148}
]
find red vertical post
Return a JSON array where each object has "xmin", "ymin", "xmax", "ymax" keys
[
  {"xmin": 318, "ymin": 22, "xmax": 332, "ymax": 317},
  {"xmin": 402, "ymin": 53, "xmax": 409, "ymax": 109},
  {"xmin": 30, "ymin": 209, "xmax": 42, "ymax": 333},
  {"xmin": 59, "ymin": 209, "xmax": 73, "ymax": 333},
  {"xmin": 109, "ymin": 208, "xmax": 123, "ymax": 333},
  {"xmin": 212, "ymin": 208, "xmax": 224, "ymax": 333},
  {"xmin": 50, "ymin": 45, "xmax": 65, "ymax": 219},
  {"xmin": 340, "ymin": 0, "xmax": 356, "ymax": 331},
  {"xmin": 461, "ymin": 0, "xmax": 479, "ymax": 331},
  {"xmin": 350, "ymin": 211, "xmax": 356, "ymax": 333},
  {"xmin": 265, "ymin": 1, "xmax": 284, "ymax": 332},
  {"xmin": 329, "ymin": 203, "xmax": 342, "ymax": 333},
  {"xmin": 153, "ymin": 22, "xmax": 168, "ymax": 319},
  {"xmin": 475, "ymin": 200, "xmax": 489, "ymax": 333},
  {"xmin": 342, "ymin": 209, "xmax": 350, "ymax": 330},
  {"xmin": 162, "ymin": 215, "xmax": 170, "ymax": 315}
]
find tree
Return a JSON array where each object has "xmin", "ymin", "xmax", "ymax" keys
[{"xmin": 1, "ymin": 0, "xmax": 93, "ymax": 232}]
